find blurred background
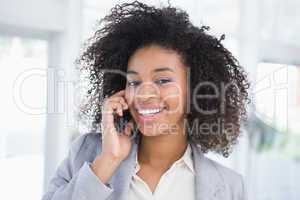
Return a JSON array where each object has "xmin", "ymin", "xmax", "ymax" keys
[{"xmin": 0, "ymin": 0, "xmax": 299, "ymax": 199}]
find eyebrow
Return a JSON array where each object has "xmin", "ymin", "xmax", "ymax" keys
[{"xmin": 126, "ymin": 67, "xmax": 174, "ymax": 75}]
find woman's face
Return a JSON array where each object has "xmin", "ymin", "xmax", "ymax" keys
[{"xmin": 125, "ymin": 44, "xmax": 188, "ymax": 136}]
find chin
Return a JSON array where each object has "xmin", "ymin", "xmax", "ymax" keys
[
  {"xmin": 138, "ymin": 126, "xmax": 159, "ymax": 136},
  {"xmin": 140, "ymin": 131, "xmax": 161, "ymax": 137},
  {"xmin": 138, "ymin": 126, "xmax": 170, "ymax": 137}
]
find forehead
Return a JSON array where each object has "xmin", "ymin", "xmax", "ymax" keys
[{"xmin": 127, "ymin": 45, "xmax": 186, "ymax": 75}]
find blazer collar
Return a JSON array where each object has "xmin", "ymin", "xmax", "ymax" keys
[
  {"xmin": 190, "ymin": 141, "xmax": 226, "ymax": 200},
  {"xmin": 106, "ymin": 139, "xmax": 226, "ymax": 200}
]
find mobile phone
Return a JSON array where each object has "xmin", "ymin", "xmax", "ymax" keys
[
  {"xmin": 113, "ymin": 109, "xmax": 132, "ymax": 133},
  {"xmin": 112, "ymin": 106, "xmax": 140, "ymax": 141}
]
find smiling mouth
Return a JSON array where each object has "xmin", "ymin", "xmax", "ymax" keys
[
  {"xmin": 136, "ymin": 106, "xmax": 167, "ymax": 121},
  {"xmin": 138, "ymin": 107, "xmax": 164, "ymax": 115}
]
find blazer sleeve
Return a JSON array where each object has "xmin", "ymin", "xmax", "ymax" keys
[
  {"xmin": 41, "ymin": 134, "xmax": 113, "ymax": 200},
  {"xmin": 239, "ymin": 175, "xmax": 248, "ymax": 200}
]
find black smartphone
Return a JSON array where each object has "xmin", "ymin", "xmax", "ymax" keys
[
  {"xmin": 113, "ymin": 109, "xmax": 140, "ymax": 140},
  {"xmin": 113, "ymin": 109, "xmax": 132, "ymax": 133}
]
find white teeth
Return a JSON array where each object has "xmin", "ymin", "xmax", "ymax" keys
[{"xmin": 138, "ymin": 108, "xmax": 163, "ymax": 115}]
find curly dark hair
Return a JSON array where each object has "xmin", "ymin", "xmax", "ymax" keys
[{"xmin": 77, "ymin": 1, "xmax": 250, "ymax": 157}]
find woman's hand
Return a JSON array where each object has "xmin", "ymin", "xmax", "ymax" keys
[
  {"xmin": 100, "ymin": 89, "xmax": 134, "ymax": 161},
  {"xmin": 91, "ymin": 90, "xmax": 135, "ymax": 183}
]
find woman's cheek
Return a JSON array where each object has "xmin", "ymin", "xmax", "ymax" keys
[
  {"xmin": 160, "ymin": 87, "xmax": 177, "ymax": 114},
  {"xmin": 161, "ymin": 85, "xmax": 182, "ymax": 114}
]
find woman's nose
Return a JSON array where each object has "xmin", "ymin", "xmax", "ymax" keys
[{"xmin": 135, "ymin": 82, "xmax": 160, "ymax": 101}]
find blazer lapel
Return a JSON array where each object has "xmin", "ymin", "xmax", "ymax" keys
[
  {"xmin": 190, "ymin": 142, "xmax": 226, "ymax": 200},
  {"xmin": 108, "ymin": 141, "xmax": 138, "ymax": 200}
]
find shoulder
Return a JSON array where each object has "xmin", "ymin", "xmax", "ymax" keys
[
  {"xmin": 69, "ymin": 132, "xmax": 101, "ymax": 154},
  {"xmin": 69, "ymin": 132, "xmax": 102, "ymax": 170},
  {"xmin": 203, "ymin": 155, "xmax": 247, "ymax": 199},
  {"xmin": 206, "ymin": 156, "xmax": 243, "ymax": 185}
]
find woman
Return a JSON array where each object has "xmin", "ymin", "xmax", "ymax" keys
[{"xmin": 42, "ymin": 1, "xmax": 250, "ymax": 200}]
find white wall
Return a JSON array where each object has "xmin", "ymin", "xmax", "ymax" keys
[
  {"xmin": 0, "ymin": 0, "xmax": 65, "ymax": 33},
  {"xmin": 0, "ymin": 0, "xmax": 83, "ymax": 192}
]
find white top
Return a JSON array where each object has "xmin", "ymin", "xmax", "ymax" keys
[{"xmin": 128, "ymin": 143, "xmax": 196, "ymax": 200}]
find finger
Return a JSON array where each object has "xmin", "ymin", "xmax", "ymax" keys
[
  {"xmin": 101, "ymin": 103, "xmax": 121, "ymax": 128},
  {"xmin": 110, "ymin": 102, "xmax": 123, "ymax": 117},
  {"xmin": 116, "ymin": 105, "xmax": 123, "ymax": 117},
  {"xmin": 118, "ymin": 97, "xmax": 129, "ymax": 110},
  {"xmin": 111, "ymin": 89, "xmax": 125, "ymax": 97},
  {"xmin": 109, "ymin": 97, "xmax": 128, "ymax": 110}
]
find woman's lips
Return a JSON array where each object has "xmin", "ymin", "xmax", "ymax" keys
[{"xmin": 136, "ymin": 108, "xmax": 165, "ymax": 122}]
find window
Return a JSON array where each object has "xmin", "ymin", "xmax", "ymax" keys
[
  {"xmin": 248, "ymin": 62, "xmax": 300, "ymax": 200},
  {"xmin": 0, "ymin": 35, "xmax": 48, "ymax": 200}
]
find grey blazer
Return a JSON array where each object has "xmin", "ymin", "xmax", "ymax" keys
[{"xmin": 42, "ymin": 132, "xmax": 247, "ymax": 200}]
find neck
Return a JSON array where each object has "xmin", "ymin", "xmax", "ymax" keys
[{"xmin": 138, "ymin": 124, "xmax": 188, "ymax": 169}]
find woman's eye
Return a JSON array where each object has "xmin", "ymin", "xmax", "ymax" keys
[
  {"xmin": 155, "ymin": 78, "xmax": 172, "ymax": 85},
  {"xmin": 127, "ymin": 80, "xmax": 140, "ymax": 87}
]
